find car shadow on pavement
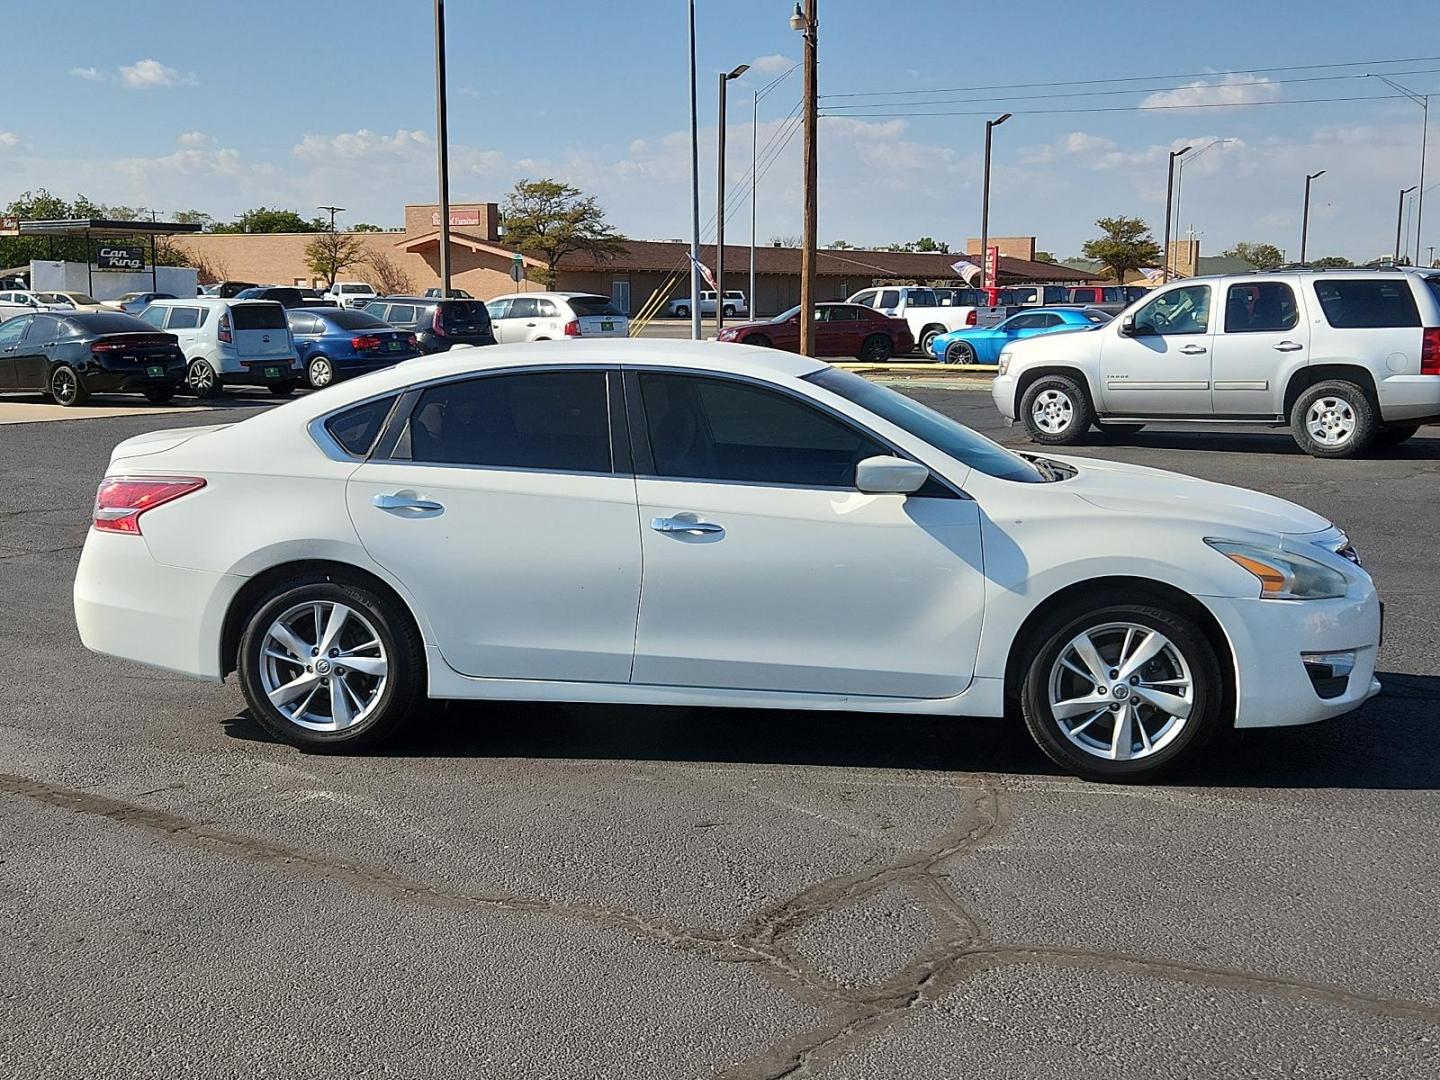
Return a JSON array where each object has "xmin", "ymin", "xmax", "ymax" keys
[
  {"xmin": 1085, "ymin": 429, "xmax": 1440, "ymax": 459},
  {"xmin": 221, "ymin": 671, "xmax": 1440, "ymax": 790}
]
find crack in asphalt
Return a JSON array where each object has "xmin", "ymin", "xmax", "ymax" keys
[{"xmin": 3, "ymin": 770, "xmax": 1437, "ymax": 1079}]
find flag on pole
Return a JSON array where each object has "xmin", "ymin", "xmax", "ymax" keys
[
  {"xmin": 1139, "ymin": 266, "xmax": 1165, "ymax": 284},
  {"xmin": 688, "ymin": 252, "xmax": 717, "ymax": 291},
  {"xmin": 950, "ymin": 260, "xmax": 982, "ymax": 285}
]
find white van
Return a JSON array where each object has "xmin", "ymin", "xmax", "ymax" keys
[{"xmin": 142, "ymin": 299, "xmax": 301, "ymax": 398}]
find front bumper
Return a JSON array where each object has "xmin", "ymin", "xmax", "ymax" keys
[{"xmin": 991, "ymin": 372, "xmax": 1019, "ymax": 420}]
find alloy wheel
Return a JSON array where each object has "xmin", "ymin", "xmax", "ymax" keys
[
  {"xmin": 945, "ymin": 341, "xmax": 975, "ymax": 365},
  {"xmin": 188, "ymin": 361, "xmax": 216, "ymax": 394},
  {"xmin": 51, "ymin": 367, "xmax": 79, "ymax": 405},
  {"xmin": 1031, "ymin": 388, "xmax": 1074, "ymax": 433},
  {"xmin": 1305, "ymin": 397, "xmax": 1356, "ymax": 447},
  {"xmin": 258, "ymin": 600, "xmax": 389, "ymax": 732},
  {"xmin": 309, "ymin": 358, "xmax": 333, "ymax": 388},
  {"xmin": 1047, "ymin": 621, "xmax": 1194, "ymax": 761}
]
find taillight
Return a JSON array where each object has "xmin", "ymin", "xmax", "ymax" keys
[
  {"xmin": 433, "ymin": 307, "xmax": 446, "ymax": 337},
  {"xmin": 90, "ymin": 341, "xmax": 126, "ymax": 353},
  {"xmin": 218, "ymin": 312, "xmax": 232, "ymax": 343},
  {"xmin": 966, "ymin": 309, "xmax": 977, "ymax": 326},
  {"xmin": 92, "ymin": 476, "xmax": 205, "ymax": 535},
  {"xmin": 563, "ymin": 319, "xmax": 581, "ymax": 337},
  {"xmin": 405, "ymin": 332, "xmax": 418, "ymax": 349},
  {"xmin": 1422, "ymin": 327, "xmax": 1440, "ymax": 375},
  {"xmin": 351, "ymin": 335, "xmax": 381, "ymax": 351}
]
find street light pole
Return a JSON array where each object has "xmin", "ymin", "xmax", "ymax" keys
[
  {"xmin": 317, "ymin": 205, "xmax": 346, "ymax": 230},
  {"xmin": 715, "ymin": 64, "xmax": 749, "ymax": 333},
  {"xmin": 1162, "ymin": 145, "xmax": 1192, "ymax": 283},
  {"xmin": 433, "ymin": 0, "xmax": 452, "ymax": 296},
  {"xmin": 750, "ymin": 89, "xmax": 758, "ymax": 319},
  {"xmin": 687, "ymin": 0, "xmax": 701, "ymax": 341},
  {"xmin": 1172, "ymin": 139, "xmax": 1231, "ymax": 250},
  {"xmin": 1397, "ymin": 185, "xmax": 1417, "ymax": 262},
  {"xmin": 792, "ymin": 0, "xmax": 818, "ymax": 357},
  {"xmin": 1300, "ymin": 169, "xmax": 1326, "ymax": 263},
  {"xmin": 978, "ymin": 112, "xmax": 1010, "ymax": 289},
  {"xmin": 1370, "ymin": 75, "xmax": 1428, "ymax": 270}
]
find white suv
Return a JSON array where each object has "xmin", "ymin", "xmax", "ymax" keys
[
  {"xmin": 324, "ymin": 281, "xmax": 378, "ymax": 309},
  {"xmin": 992, "ymin": 269, "xmax": 1440, "ymax": 457},
  {"xmin": 667, "ymin": 290, "xmax": 748, "ymax": 318},
  {"xmin": 142, "ymin": 299, "xmax": 301, "ymax": 398},
  {"xmin": 485, "ymin": 292, "xmax": 629, "ymax": 343}
]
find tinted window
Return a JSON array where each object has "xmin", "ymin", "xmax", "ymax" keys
[
  {"xmin": 568, "ymin": 296, "xmax": 623, "ymax": 317},
  {"xmin": 826, "ymin": 306, "xmax": 858, "ymax": 322},
  {"xmin": 640, "ymin": 373, "xmax": 888, "ymax": 488},
  {"xmin": 440, "ymin": 300, "xmax": 491, "ymax": 330},
  {"xmin": 1037, "ymin": 313, "xmax": 1063, "ymax": 328},
  {"xmin": 230, "ymin": 304, "xmax": 288, "ymax": 330},
  {"xmin": 386, "ymin": 304, "xmax": 418, "ymax": 325},
  {"xmin": 166, "ymin": 306, "xmax": 202, "ymax": 330},
  {"xmin": 1001, "ymin": 313, "xmax": 1042, "ymax": 331},
  {"xmin": 1224, "ymin": 282, "xmax": 1298, "ymax": 333},
  {"xmin": 1132, "ymin": 284, "xmax": 1210, "ymax": 335},
  {"xmin": 877, "ymin": 290, "xmax": 900, "ymax": 308},
  {"xmin": 508, "ymin": 298, "xmax": 540, "ymax": 319},
  {"xmin": 405, "ymin": 372, "xmax": 611, "ymax": 472},
  {"xmin": 0, "ymin": 318, "xmax": 27, "ymax": 345},
  {"xmin": 360, "ymin": 303, "xmax": 388, "ymax": 321},
  {"xmin": 323, "ymin": 309, "xmax": 391, "ymax": 331},
  {"xmin": 851, "ymin": 292, "xmax": 875, "ymax": 308},
  {"xmin": 71, "ymin": 313, "xmax": 154, "ymax": 335},
  {"xmin": 1312, "ymin": 279, "xmax": 1420, "ymax": 329},
  {"xmin": 325, "ymin": 395, "xmax": 398, "ymax": 456},
  {"xmin": 486, "ymin": 299, "xmax": 512, "ymax": 319},
  {"xmin": 287, "ymin": 313, "xmax": 323, "ymax": 335},
  {"xmin": 140, "ymin": 307, "xmax": 167, "ymax": 328},
  {"xmin": 23, "ymin": 315, "xmax": 61, "ymax": 342}
]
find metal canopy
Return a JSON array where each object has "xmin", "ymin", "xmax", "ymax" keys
[{"xmin": 13, "ymin": 218, "xmax": 203, "ymax": 236}]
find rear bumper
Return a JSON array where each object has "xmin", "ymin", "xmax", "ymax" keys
[
  {"xmin": 230, "ymin": 358, "xmax": 301, "ymax": 386},
  {"xmin": 81, "ymin": 361, "xmax": 186, "ymax": 392}
]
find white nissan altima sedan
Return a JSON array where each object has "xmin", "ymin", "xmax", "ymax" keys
[{"xmin": 73, "ymin": 339, "xmax": 1382, "ymax": 782}]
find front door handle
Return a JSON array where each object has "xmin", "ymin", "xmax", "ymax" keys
[
  {"xmin": 650, "ymin": 516, "xmax": 724, "ymax": 535},
  {"xmin": 1272, "ymin": 340, "xmax": 1304, "ymax": 352},
  {"xmin": 1178, "ymin": 344, "xmax": 1208, "ymax": 355},
  {"xmin": 373, "ymin": 492, "xmax": 444, "ymax": 516}
]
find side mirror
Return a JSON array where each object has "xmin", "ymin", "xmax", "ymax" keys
[
  {"xmin": 855, "ymin": 455, "xmax": 929, "ymax": 495},
  {"xmin": 1119, "ymin": 314, "xmax": 1136, "ymax": 336}
]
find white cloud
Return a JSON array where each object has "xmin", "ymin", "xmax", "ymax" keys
[
  {"xmin": 177, "ymin": 131, "xmax": 213, "ymax": 148},
  {"xmin": 0, "ymin": 131, "xmax": 17, "ymax": 149},
  {"xmin": 118, "ymin": 58, "xmax": 196, "ymax": 89},
  {"xmin": 1064, "ymin": 132, "xmax": 1117, "ymax": 154},
  {"xmin": 70, "ymin": 66, "xmax": 104, "ymax": 82},
  {"xmin": 293, "ymin": 128, "xmax": 431, "ymax": 161},
  {"xmin": 1141, "ymin": 73, "xmax": 1280, "ymax": 109},
  {"xmin": 748, "ymin": 54, "xmax": 796, "ymax": 77}
]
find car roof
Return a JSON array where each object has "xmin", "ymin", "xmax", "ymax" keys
[
  {"xmin": 488, "ymin": 291, "xmax": 606, "ymax": 300},
  {"xmin": 150, "ymin": 297, "xmax": 280, "ymax": 307}
]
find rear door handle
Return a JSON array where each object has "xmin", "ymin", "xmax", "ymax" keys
[
  {"xmin": 373, "ymin": 492, "xmax": 444, "ymax": 516},
  {"xmin": 1178, "ymin": 344, "xmax": 1208, "ymax": 355},
  {"xmin": 650, "ymin": 516, "xmax": 724, "ymax": 535},
  {"xmin": 1272, "ymin": 340, "xmax": 1304, "ymax": 351}
]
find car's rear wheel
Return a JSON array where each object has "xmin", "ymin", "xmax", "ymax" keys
[
  {"xmin": 1291, "ymin": 380, "xmax": 1376, "ymax": 458},
  {"xmin": 186, "ymin": 359, "xmax": 222, "ymax": 398},
  {"xmin": 1373, "ymin": 424, "xmax": 1420, "ymax": 449},
  {"xmin": 307, "ymin": 356, "xmax": 335, "ymax": 389},
  {"xmin": 49, "ymin": 364, "xmax": 88, "ymax": 407},
  {"xmin": 1020, "ymin": 374, "xmax": 1091, "ymax": 444},
  {"xmin": 943, "ymin": 340, "xmax": 976, "ymax": 365},
  {"xmin": 674, "ymin": 305, "xmax": 690, "ymax": 318},
  {"xmin": 143, "ymin": 386, "xmax": 176, "ymax": 404},
  {"xmin": 859, "ymin": 334, "xmax": 894, "ymax": 361},
  {"xmin": 1021, "ymin": 602, "xmax": 1224, "ymax": 782},
  {"xmin": 237, "ymin": 576, "xmax": 425, "ymax": 752},
  {"xmin": 723, "ymin": 304, "xmax": 736, "ymax": 317}
]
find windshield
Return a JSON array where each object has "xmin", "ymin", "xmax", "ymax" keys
[
  {"xmin": 806, "ymin": 367, "xmax": 1048, "ymax": 483},
  {"xmin": 772, "ymin": 305, "xmax": 802, "ymax": 323}
]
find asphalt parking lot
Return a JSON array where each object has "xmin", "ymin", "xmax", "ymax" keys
[{"xmin": 1, "ymin": 388, "xmax": 1437, "ymax": 1079}]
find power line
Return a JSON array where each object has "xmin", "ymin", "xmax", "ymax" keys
[{"xmin": 819, "ymin": 92, "xmax": 1409, "ymax": 119}]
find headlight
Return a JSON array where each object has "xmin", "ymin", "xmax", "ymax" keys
[
  {"xmin": 1204, "ymin": 539, "xmax": 1348, "ymax": 600},
  {"xmin": 997, "ymin": 350, "xmax": 1011, "ymax": 376}
]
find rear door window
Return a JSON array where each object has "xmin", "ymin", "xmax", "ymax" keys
[
  {"xmin": 230, "ymin": 304, "xmax": 288, "ymax": 330},
  {"xmin": 140, "ymin": 307, "xmax": 168, "ymax": 328},
  {"xmin": 509, "ymin": 298, "xmax": 540, "ymax": 319},
  {"xmin": 1312, "ymin": 279, "xmax": 1420, "ymax": 328},
  {"xmin": 1224, "ymin": 282, "xmax": 1299, "ymax": 333}
]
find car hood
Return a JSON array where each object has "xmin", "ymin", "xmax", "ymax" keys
[
  {"xmin": 1038, "ymin": 453, "xmax": 1332, "ymax": 537},
  {"xmin": 110, "ymin": 424, "xmax": 233, "ymax": 462}
]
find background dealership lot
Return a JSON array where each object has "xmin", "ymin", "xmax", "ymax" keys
[{"xmin": 1, "ymin": 391, "xmax": 1436, "ymax": 1078}]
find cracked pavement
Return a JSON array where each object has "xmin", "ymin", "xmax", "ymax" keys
[{"xmin": 1, "ymin": 394, "xmax": 1437, "ymax": 1078}]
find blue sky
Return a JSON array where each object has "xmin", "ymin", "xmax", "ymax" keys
[{"xmin": 4, "ymin": 0, "xmax": 1440, "ymax": 262}]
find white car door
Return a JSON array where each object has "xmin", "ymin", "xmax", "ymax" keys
[
  {"xmin": 625, "ymin": 369, "xmax": 984, "ymax": 698},
  {"xmin": 1209, "ymin": 279, "xmax": 1309, "ymax": 417},
  {"xmin": 344, "ymin": 368, "xmax": 642, "ymax": 683},
  {"xmin": 506, "ymin": 297, "xmax": 542, "ymax": 341},
  {"xmin": 1098, "ymin": 282, "xmax": 1216, "ymax": 416}
]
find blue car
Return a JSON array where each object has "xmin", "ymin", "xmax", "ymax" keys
[
  {"xmin": 286, "ymin": 307, "xmax": 422, "ymax": 389},
  {"xmin": 929, "ymin": 306, "xmax": 1110, "ymax": 365}
]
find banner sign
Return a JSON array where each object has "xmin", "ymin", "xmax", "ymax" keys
[
  {"xmin": 432, "ymin": 209, "xmax": 483, "ymax": 227},
  {"xmin": 0, "ymin": 215, "xmax": 19, "ymax": 235},
  {"xmin": 984, "ymin": 245, "xmax": 999, "ymax": 284},
  {"xmin": 97, "ymin": 244, "xmax": 146, "ymax": 271}
]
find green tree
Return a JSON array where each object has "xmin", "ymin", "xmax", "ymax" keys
[
  {"xmin": 1081, "ymin": 216, "xmax": 1162, "ymax": 284},
  {"xmin": 1222, "ymin": 241, "xmax": 1284, "ymax": 270},
  {"xmin": 213, "ymin": 207, "xmax": 326, "ymax": 234},
  {"xmin": 352, "ymin": 222, "xmax": 384, "ymax": 232},
  {"xmin": 171, "ymin": 209, "xmax": 214, "ymax": 230},
  {"xmin": 826, "ymin": 239, "xmax": 853, "ymax": 249},
  {"xmin": 501, "ymin": 178, "xmax": 625, "ymax": 286},
  {"xmin": 912, "ymin": 236, "xmax": 950, "ymax": 254},
  {"xmin": 304, "ymin": 230, "xmax": 368, "ymax": 289},
  {"xmin": 1033, "ymin": 251, "xmax": 1057, "ymax": 263},
  {"xmin": 1310, "ymin": 255, "xmax": 1354, "ymax": 269}
]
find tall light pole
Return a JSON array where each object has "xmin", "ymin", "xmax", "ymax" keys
[
  {"xmin": 687, "ymin": 0, "xmax": 701, "ymax": 340},
  {"xmin": 1161, "ymin": 145, "xmax": 1192, "ymax": 282},
  {"xmin": 317, "ymin": 205, "xmax": 346, "ymax": 230},
  {"xmin": 715, "ymin": 63, "xmax": 749, "ymax": 333},
  {"xmin": 750, "ymin": 89, "xmax": 758, "ymax": 319},
  {"xmin": 433, "ymin": 0, "xmax": 452, "ymax": 296},
  {"xmin": 978, "ymin": 113, "xmax": 1011, "ymax": 289},
  {"xmin": 1172, "ymin": 139, "xmax": 1231, "ymax": 247},
  {"xmin": 1370, "ymin": 74, "xmax": 1428, "ymax": 266},
  {"xmin": 1300, "ymin": 169, "xmax": 1326, "ymax": 263},
  {"xmin": 791, "ymin": 0, "xmax": 818, "ymax": 356},
  {"xmin": 1396, "ymin": 185, "xmax": 1417, "ymax": 262}
]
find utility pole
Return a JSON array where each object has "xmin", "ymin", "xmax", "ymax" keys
[
  {"xmin": 687, "ymin": 0, "xmax": 701, "ymax": 340},
  {"xmin": 750, "ymin": 89, "xmax": 758, "ymax": 319},
  {"xmin": 792, "ymin": 0, "xmax": 818, "ymax": 356},
  {"xmin": 1162, "ymin": 145, "xmax": 1192, "ymax": 282},
  {"xmin": 979, "ymin": 112, "xmax": 1011, "ymax": 288},
  {"xmin": 1396, "ymin": 186, "xmax": 1417, "ymax": 262},
  {"xmin": 1370, "ymin": 75, "xmax": 1428, "ymax": 271},
  {"xmin": 1300, "ymin": 169, "xmax": 1325, "ymax": 263},
  {"xmin": 716, "ymin": 64, "xmax": 749, "ymax": 333},
  {"xmin": 317, "ymin": 205, "xmax": 346, "ymax": 230},
  {"xmin": 433, "ymin": 0, "xmax": 452, "ymax": 296}
]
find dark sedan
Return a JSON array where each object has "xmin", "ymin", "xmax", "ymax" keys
[
  {"xmin": 286, "ymin": 308, "xmax": 421, "ymax": 389},
  {"xmin": 715, "ymin": 303, "xmax": 915, "ymax": 360},
  {"xmin": 0, "ymin": 311, "xmax": 186, "ymax": 405}
]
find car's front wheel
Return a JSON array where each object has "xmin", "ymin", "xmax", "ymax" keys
[
  {"xmin": 723, "ymin": 304, "xmax": 736, "ymax": 317},
  {"xmin": 1291, "ymin": 380, "xmax": 1376, "ymax": 458},
  {"xmin": 237, "ymin": 576, "xmax": 425, "ymax": 752},
  {"xmin": 1020, "ymin": 374, "xmax": 1091, "ymax": 444},
  {"xmin": 943, "ymin": 340, "xmax": 976, "ymax": 365},
  {"xmin": 745, "ymin": 333, "xmax": 772, "ymax": 349},
  {"xmin": 1021, "ymin": 602, "xmax": 1224, "ymax": 782},
  {"xmin": 673, "ymin": 305, "xmax": 690, "ymax": 318}
]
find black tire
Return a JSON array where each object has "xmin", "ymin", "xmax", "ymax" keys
[
  {"xmin": 1290, "ymin": 380, "xmax": 1377, "ymax": 458},
  {"xmin": 49, "ymin": 364, "xmax": 88, "ymax": 407},
  {"xmin": 1373, "ymin": 424, "xmax": 1420, "ymax": 449},
  {"xmin": 674, "ymin": 305, "xmax": 690, "ymax": 319},
  {"xmin": 858, "ymin": 334, "xmax": 894, "ymax": 361},
  {"xmin": 306, "ymin": 355, "xmax": 335, "ymax": 390},
  {"xmin": 186, "ymin": 359, "xmax": 222, "ymax": 398},
  {"xmin": 746, "ymin": 333, "xmax": 772, "ymax": 349},
  {"xmin": 1020, "ymin": 373, "xmax": 1092, "ymax": 445},
  {"xmin": 1095, "ymin": 422, "xmax": 1145, "ymax": 436},
  {"xmin": 919, "ymin": 326, "xmax": 945, "ymax": 355},
  {"xmin": 142, "ymin": 386, "xmax": 176, "ymax": 404},
  {"xmin": 237, "ymin": 575, "xmax": 425, "ymax": 752},
  {"xmin": 1020, "ymin": 601, "xmax": 1224, "ymax": 783},
  {"xmin": 723, "ymin": 304, "xmax": 736, "ymax": 317},
  {"xmin": 268, "ymin": 383, "xmax": 297, "ymax": 398},
  {"xmin": 943, "ymin": 340, "xmax": 977, "ymax": 365}
]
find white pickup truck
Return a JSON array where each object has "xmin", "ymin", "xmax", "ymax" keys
[{"xmin": 847, "ymin": 285, "xmax": 1004, "ymax": 354}]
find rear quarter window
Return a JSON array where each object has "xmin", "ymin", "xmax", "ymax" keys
[
  {"xmin": 324, "ymin": 395, "xmax": 398, "ymax": 456},
  {"xmin": 1312, "ymin": 279, "xmax": 1420, "ymax": 328}
]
